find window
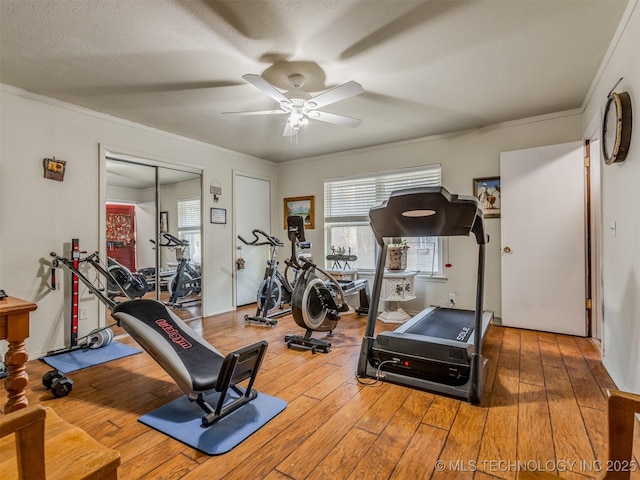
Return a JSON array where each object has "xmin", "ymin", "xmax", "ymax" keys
[
  {"xmin": 177, "ymin": 198, "xmax": 201, "ymax": 263},
  {"xmin": 324, "ymin": 165, "xmax": 442, "ymax": 274}
]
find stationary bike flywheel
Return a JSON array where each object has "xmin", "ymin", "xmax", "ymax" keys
[
  {"xmin": 257, "ymin": 278, "xmax": 283, "ymax": 315},
  {"xmin": 295, "ymin": 276, "xmax": 329, "ymax": 329},
  {"xmin": 169, "ymin": 271, "xmax": 195, "ymax": 299}
]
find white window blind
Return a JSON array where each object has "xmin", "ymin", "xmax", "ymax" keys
[
  {"xmin": 324, "ymin": 165, "xmax": 442, "ymax": 273},
  {"xmin": 324, "ymin": 165, "xmax": 441, "ymax": 222},
  {"xmin": 178, "ymin": 199, "xmax": 201, "ymax": 229},
  {"xmin": 177, "ymin": 198, "xmax": 201, "ymax": 261}
]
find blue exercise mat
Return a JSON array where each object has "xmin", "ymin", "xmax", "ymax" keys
[
  {"xmin": 40, "ymin": 341, "xmax": 142, "ymax": 374},
  {"xmin": 139, "ymin": 391, "xmax": 287, "ymax": 455}
]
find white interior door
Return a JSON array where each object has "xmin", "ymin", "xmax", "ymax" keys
[
  {"xmin": 500, "ymin": 141, "xmax": 586, "ymax": 336},
  {"xmin": 588, "ymin": 139, "xmax": 603, "ymax": 340},
  {"xmin": 234, "ymin": 174, "xmax": 271, "ymax": 307}
]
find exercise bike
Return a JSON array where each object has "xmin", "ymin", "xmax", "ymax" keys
[
  {"xmin": 238, "ymin": 229, "xmax": 296, "ymax": 326},
  {"xmin": 153, "ymin": 233, "xmax": 201, "ymax": 308},
  {"xmin": 284, "ymin": 215, "xmax": 350, "ymax": 354}
]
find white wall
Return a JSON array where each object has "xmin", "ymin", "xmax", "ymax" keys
[
  {"xmin": 277, "ymin": 112, "xmax": 583, "ymax": 317},
  {"xmin": 0, "ymin": 85, "xmax": 277, "ymax": 358},
  {"xmin": 582, "ymin": 0, "xmax": 639, "ymax": 393}
]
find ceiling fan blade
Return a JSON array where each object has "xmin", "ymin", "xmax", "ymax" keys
[
  {"xmin": 242, "ymin": 74, "xmax": 290, "ymax": 104},
  {"xmin": 221, "ymin": 109, "xmax": 287, "ymax": 116},
  {"xmin": 307, "ymin": 81, "xmax": 364, "ymax": 109},
  {"xmin": 312, "ymin": 111, "xmax": 362, "ymax": 128}
]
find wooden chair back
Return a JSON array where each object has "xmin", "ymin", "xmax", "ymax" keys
[{"xmin": 0, "ymin": 404, "xmax": 120, "ymax": 479}]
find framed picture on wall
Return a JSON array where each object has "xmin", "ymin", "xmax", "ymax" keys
[
  {"xmin": 284, "ymin": 195, "xmax": 315, "ymax": 229},
  {"xmin": 210, "ymin": 208, "xmax": 226, "ymax": 224},
  {"xmin": 472, "ymin": 176, "xmax": 501, "ymax": 218},
  {"xmin": 159, "ymin": 211, "xmax": 168, "ymax": 232}
]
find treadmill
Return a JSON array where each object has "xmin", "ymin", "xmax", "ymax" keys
[{"xmin": 356, "ymin": 186, "xmax": 493, "ymax": 404}]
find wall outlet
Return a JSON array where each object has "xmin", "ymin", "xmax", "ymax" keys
[
  {"xmin": 448, "ymin": 293, "xmax": 456, "ymax": 303},
  {"xmin": 79, "ymin": 307, "xmax": 88, "ymax": 320}
]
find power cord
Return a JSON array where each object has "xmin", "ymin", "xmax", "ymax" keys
[{"xmin": 354, "ymin": 359, "xmax": 400, "ymax": 386}]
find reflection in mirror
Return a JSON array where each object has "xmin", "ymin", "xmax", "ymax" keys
[
  {"xmin": 158, "ymin": 167, "xmax": 202, "ymax": 319},
  {"xmin": 105, "ymin": 157, "xmax": 202, "ymax": 322}
]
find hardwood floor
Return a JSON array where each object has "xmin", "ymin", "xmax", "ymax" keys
[{"xmin": 20, "ymin": 305, "xmax": 617, "ymax": 480}]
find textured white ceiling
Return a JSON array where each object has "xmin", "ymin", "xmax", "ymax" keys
[{"xmin": 0, "ymin": 0, "xmax": 630, "ymax": 162}]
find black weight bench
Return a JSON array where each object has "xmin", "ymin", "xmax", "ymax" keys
[{"xmin": 111, "ymin": 299, "xmax": 267, "ymax": 427}]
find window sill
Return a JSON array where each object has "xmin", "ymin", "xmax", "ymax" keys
[{"xmin": 354, "ymin": 270, "xmax": 448, "ymax": 282}]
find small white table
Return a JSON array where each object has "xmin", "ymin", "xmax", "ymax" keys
[{"xmin": 378, "ymin": 270, "xmax": 417, "ymax": 323}]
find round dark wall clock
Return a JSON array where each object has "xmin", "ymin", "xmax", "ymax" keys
[{"xmin": 602, "ymin": 91, "xmax": 632, "ymax": 165}]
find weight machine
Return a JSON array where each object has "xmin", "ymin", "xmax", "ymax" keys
[
  {"xmin": 44, "ymin": 239, "xmax": 127, "ymax": 397},
  {"xmin": 46, "ymin": 239, "xmax": 269, "ymax": 426}
]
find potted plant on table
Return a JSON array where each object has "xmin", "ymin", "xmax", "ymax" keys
[{"xmin": 386, "ymin": 240, "xmax": 409, "ymax": 271}]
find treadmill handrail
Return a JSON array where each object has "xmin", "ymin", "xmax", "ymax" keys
[{"xmin": 368, "ymin": 186, "xmax": 488, "ymax": 245}]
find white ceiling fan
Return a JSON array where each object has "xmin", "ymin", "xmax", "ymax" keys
[{"xmin": 223, "ymin": 73, "xmax": 364, "ymax": 137}]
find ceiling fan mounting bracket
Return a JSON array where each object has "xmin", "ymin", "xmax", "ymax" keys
[{"xmin": 288, "ymin": 73, "xmax": 305, "ymax": 89}]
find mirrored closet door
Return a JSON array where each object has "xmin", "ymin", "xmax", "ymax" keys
[{"xmin": 105, "ymin": 156, "xmax": 202, "ymax": 322}]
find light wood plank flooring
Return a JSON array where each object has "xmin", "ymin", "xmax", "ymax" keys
[{"xmin": 18, "ymin": 305, "xmax": 617, "ymax": 479}]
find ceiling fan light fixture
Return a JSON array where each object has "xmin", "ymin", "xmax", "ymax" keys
[{"xmin": 288, "ymin": 110, "xmax": 305, "ymax": 126}]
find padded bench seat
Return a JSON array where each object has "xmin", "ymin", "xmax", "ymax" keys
[
  {"xmin": 112, "ymin": 299, "xmax": 268, "ymax": 426},
  {"xmin": 113, "ymin": 299, "xmax": 224, "ymax": 393}
]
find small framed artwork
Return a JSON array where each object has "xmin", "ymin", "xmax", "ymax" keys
[
  {"xmin": 159, "ymin": 211, "xmax": 168, "ymax": 233},
  {"xmin": 284, "ymin": 195, "xmax": 315, "ymax": 229},
  {"xmin": 43, "ymin": 157, "xmax": 66, "ymax": 182},
  {"xmin": 210, "ymin": 207, "xmax": 227, "ymax": 224},
  {"xmin": 473, "ymin": 176, "xmax": 501, "ymax": 218}
]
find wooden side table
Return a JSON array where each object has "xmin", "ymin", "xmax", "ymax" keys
[
  {"xmin": 0, "ymin": 296, "xmax": 37, "ymax": 413},
  {"xmin": 378, "ymin": 270, "xmax": 417, "ymax": 323}
]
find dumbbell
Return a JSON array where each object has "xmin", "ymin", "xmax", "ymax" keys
[{"xmin": 42, "ymin": 369, "xmax": 74, "ymax": 398}]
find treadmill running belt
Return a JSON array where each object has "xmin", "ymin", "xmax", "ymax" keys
[{"xmin": 405, "ymin": 308, "xmax": 475, "ymax": 342}]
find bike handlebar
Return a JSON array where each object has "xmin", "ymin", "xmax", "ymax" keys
[
  {"xmin": 50, "ymin": 250, "xmax": 100, "ymax": 263},
  {"xmin": 237, "ymin": 229, "xmax": 284, "ymax": 247},
  {"xmin": 149, "ymin": 232, "xmax": 189, "ymax": 248}
]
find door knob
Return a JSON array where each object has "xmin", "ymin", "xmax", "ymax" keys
[{"xmin": 503, "ymin": 246, "xmax": 511, "ymax": 253}]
